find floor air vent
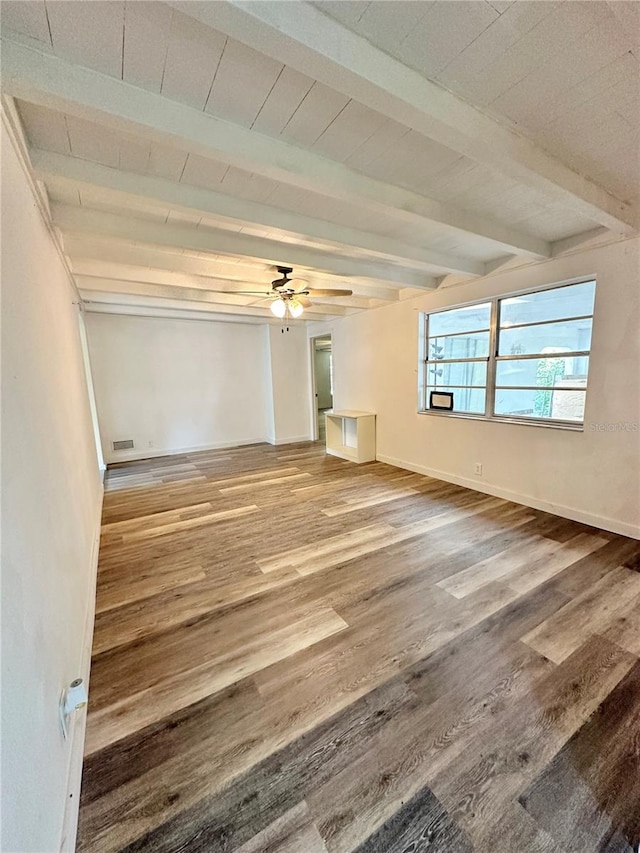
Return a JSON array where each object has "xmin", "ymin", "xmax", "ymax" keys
[{"xmin": 112, "ymin": 439, "xmax": 134, "ymax": 451}]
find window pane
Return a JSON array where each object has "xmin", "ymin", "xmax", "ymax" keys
[
  {"xmin": 498, "ymin": 318, "xmax": 592, "ymax": 356},
  {"xmin": 429, "ymin": 302, "xmax": 491, "ymax": 337},
  {"xmin": 500, "ymin": 281, "xmax": 595, "ymax": 326},
  {"xmin": 428, "ymin": 386, "xmax": 486, "ymax": 414},
  {"xmin": 429, "ymin": 331, "xmax": 490, "ymax": 360},
  {"xmin": 496, "ymin": 356, "xmax": 590, "ymax": 387},
  {"xmin": 427, "ymin": 360, "xmax": 487, "ymax": 387},
  {"xmin": 494, "ymin": 388, "xmax": 586, "ymax": 421}
]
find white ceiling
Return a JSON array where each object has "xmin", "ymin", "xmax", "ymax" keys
[
  {"xmin": 1, "ymin": 0, "xmax": 638, "ymax": 322},
  {"xmin": 315, "ymin": 0, "xmax": 640, "ymax": 202}
]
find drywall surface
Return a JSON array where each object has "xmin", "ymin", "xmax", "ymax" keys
[
  {"xmin": 85, "ymin": 313, "xmax": 271, "ymax": 462},
  {"xmin": 310, "ymin": 238, "xmax": 640, "ymax": 537},
  {"xmin": 266, "ymin": 324, "xmax": 312, "ymax": 444},
  {"xmin": 1, "ymin": 120, "xmax": 103, "ymax": 852}
]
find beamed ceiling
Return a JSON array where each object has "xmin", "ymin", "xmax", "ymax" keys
[{"xmin": 1, "ymin": 0, "xmax": 638, "ymax": 323}]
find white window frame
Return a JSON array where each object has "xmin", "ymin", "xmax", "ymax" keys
[{"xmin": 418, "ymin": 277, "xmax": 596, "ymax": 431}]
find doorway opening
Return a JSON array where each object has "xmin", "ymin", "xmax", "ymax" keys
[{"xmin": 311, "ymin": 334, "xmax": 333, "ymax": 443}]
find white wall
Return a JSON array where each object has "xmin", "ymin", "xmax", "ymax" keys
[
  {"xmin": 265, "ymin": 325, "xmax": 312, "ymax": 444},
  {"xmin": 311, "ymin": 238, "xmax": 640, "ymax": 538},
  {"xmin": 1, "ymin": 119, "xmax": 103, "ymax": 852},
  {"xmin": 85, "ymin": 313, "xmax": 271, "ymax": 462}
]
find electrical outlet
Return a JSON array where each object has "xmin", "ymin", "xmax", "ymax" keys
[{"xmin": 474, "ymin": 462, "xmax": 483, "ymax": 476}]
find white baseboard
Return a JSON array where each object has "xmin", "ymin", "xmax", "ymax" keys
[
  {"xmin": 266, "ymin": 434, "xmax": 313, "ymax": 446},
  {"xmin": 59, "ymin": 483, "xmax": 104, "ymax": 852},
  {"xmin": 377, "ymin": 453, "xmax": 640, "ymax": 540},
  {"xmin": 104, "ymin": 437, "xmax": 268, "ymax": 463}
]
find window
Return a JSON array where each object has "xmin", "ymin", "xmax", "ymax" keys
[{"xmin": 420, "ymin": 279, "xmax": 596, "ymax": 427}]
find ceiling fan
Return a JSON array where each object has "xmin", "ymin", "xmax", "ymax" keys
[{"xmin": 236, "ymin": 267, "xmax": 353, "ymax": 319}]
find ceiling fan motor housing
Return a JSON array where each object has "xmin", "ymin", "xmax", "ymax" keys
[{"xmin": 272, "ymin": 266, "xmax": 294, "ymax": 288}]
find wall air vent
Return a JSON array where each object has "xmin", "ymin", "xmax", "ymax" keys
[{"xmin": 112, "ymin": 439, "xmax": 134, "ymax": 451}]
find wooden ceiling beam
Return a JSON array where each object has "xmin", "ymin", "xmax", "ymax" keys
[
  {"xmin": 51, "ymin": 203, "xmax": 438, "ymax": 288},
  {"xmin": 187, "ymin": 0, "xmax": 638, "ymax": 235},
  {"xmin": 77, "ymin": 277, "xmax": 352, "ymax": 316},
  {"xmin": 80, "ymin": 293, "xmax": 320, "ymax": 322},
  {"xmin": 1, "ymin": 36, "xmax": 550, "ymax": 259},
  {"xmin": 65, "ymin": 249, "xmax": 402, "ymax": 302},
  {"xmin": 31, "ymin": 149, "xmax": 482, "ymax": 277}
]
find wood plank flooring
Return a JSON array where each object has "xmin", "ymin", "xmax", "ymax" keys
[{"xmin": 78, "ymin": 442, "xmax": 640, "ymax": 853}]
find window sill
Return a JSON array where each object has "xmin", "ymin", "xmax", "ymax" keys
[{"xmin": 417, "ymin": 409, "xmax": 584, "ymax": 431}]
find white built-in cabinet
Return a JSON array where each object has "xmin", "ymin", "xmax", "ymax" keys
[{"xmin": 325, "ymin": 410, "xmax": 376, "ymax": 463}]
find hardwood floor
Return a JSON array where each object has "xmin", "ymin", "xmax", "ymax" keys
[{"xmin": 78, "ymin": 442, "xmax": 640, "ymax": 853}]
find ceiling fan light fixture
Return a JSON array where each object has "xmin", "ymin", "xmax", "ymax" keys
[
  {"xmin": 270, "ymin": 298, "xmax": 287, "ymax": 318},
  {"xmin": 289, "ymin": 299, "xmax": 304, "ymax": 318}
]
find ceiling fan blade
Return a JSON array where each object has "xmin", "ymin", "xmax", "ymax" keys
[
  {"xmin": 296, "ymin": 296, "xmax": 312, "ymax": 308},
  {"xmin": 303, "ymin": 288, "xmax": 353, "ymax": 297},
  {"xmin": 250, "ymin": 297, "xmax": 277, "ymax": 307},
  {"xmin": 235, "ymin": 291, "xmax": 275, "ymax": 297}
]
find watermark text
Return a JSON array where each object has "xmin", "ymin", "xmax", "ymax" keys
[{"xmin": 589, "ymin": 421, "xmax": 638, "ymax": 432}]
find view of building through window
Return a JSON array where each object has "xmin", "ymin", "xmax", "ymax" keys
[{"xmin": 422, "ymin": 280, "xmax": 595, "ymax": 425}]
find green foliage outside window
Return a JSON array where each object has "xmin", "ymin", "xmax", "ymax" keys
[{"xmin": 534, "ymin": 358, "xmax": 565, "ymax": 417}]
